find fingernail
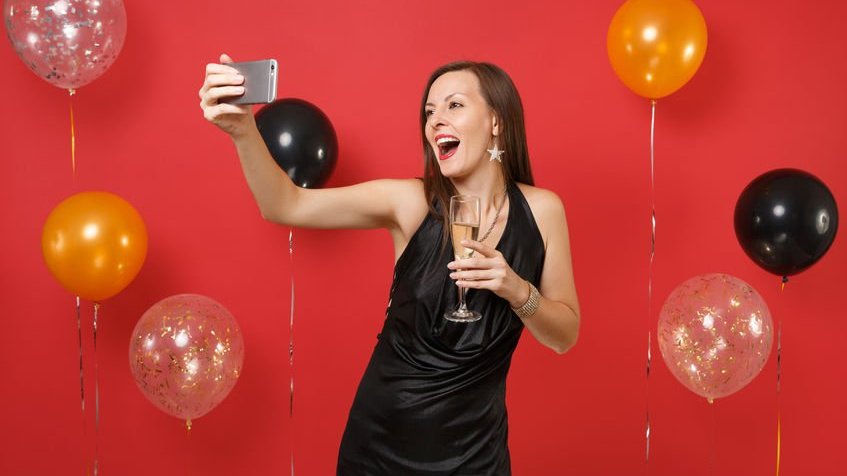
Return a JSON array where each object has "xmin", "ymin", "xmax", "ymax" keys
[
  {"xmin": 449, "ymin": 273, "xmax": 456, "ymax": 279},
  {"xmin": 461, "ymin": 239, "xmax": 469, "ymax": 245}
]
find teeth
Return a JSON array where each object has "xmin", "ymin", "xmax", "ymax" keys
[{"xmin": 437, "ymin": 136, "xmax": 460, "ymax": 145}]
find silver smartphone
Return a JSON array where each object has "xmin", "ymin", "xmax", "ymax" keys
[{"xmin": 220, "ymin": 59, "xmax": 278, "ymax": 105}]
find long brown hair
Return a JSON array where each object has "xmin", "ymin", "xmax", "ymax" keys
[{"xmin": 419, "ymin": 61, "xmax": 535, "ymax": 249}]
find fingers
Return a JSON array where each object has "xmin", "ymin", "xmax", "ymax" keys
[
  {"xmin": 199, "ymin": 85, "xmax": 246, "ymax": 114},
  {"xmin": 200, "ymin": 85, "xmax": 245, "ymax": 104},
  {"xmin": 447, "ymin": 255, "xmax": 504, "ymax": 271},
  {"xmin": 447, "ymin": 242, "xmax": 511, "ymax": 292},
  {"xmin": 203, "ymin": 54, "xmax": 239, "ymax": 97},
  {"xmin": 199, "ymin": 69, "xmax": 243, "ymax": 99},
  {"xmin": 200, "ymin": 55, "xmax": 243, "ymax": 101},
  {"xmin": 202, "ymin": 102, "xmax": 249, "ymax": 122},
  {"xmin": 455, "ymin": 279, "xmax": 485, "ymax": 289},
  {"xmin": 199, "ymin": 55, "xmax": 251, "ymax": 130},
  {"xmin": 459, "ymin": 239, "xmax": 501, "ymax": 258},
  {"xmin": 205, "ymin": 73, "xmax": 244, "ymax": 88},
  {"xmin": 450, "ymin": 268, "xmax": 506, "ymax": 282},
  {"xmin": 453, "ymin": 274, "xmax": 502, "ymax": 290},
  {"xmin": 199, "ymin": 72, "xmax": 245, "ymax": 107},
  {"xmin": 449, "ymin": 257, "xmax": 491, "ymax": 270},
  {"xmin": 206, "ymin": 62, "xmax": 240, "ymax": 76}
]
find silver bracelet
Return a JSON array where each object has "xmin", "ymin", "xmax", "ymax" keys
[{"xmin": 511, "ymin": 281, "xmax": 541, "ymax": 319}]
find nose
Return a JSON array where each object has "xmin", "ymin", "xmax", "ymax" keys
[{"xmin": 427, "ymin": 107, "xmax": 447, "ymax": 130}]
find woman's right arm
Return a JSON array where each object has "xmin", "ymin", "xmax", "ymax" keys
[{"xmin": 199, "ymin": 54, "xmax": 421, "ymax": 232}]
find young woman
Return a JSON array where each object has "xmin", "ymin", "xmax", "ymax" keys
[{"xmin": 200, "ymin": 56, "xmax": 580, "ymax": 475}]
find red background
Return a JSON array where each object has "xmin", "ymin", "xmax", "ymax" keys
[{"xmin": 2, "ymin": 0, "xmax": 845, "ymax": 474}]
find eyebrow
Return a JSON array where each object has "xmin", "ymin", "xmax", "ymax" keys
[{"xmin": 425, "ymin": 92, "xmax": 465, "ymax": 108}]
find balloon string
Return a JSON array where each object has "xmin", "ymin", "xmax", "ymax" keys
[
  {"xmin": 645, "ymin": 98, "xmax": 657, "ymax": 466},
  {"xmin": 77, "ymin": 296, "xmax": 89, "ymax": 475},
  {"xmin": 289, "ymin": 228, "xmax": 296, "ymax": 476},
  {"xmin": 776, "ymin": 279, "xmax": 784, "ymax": 475},
  {"xmin": 776, "ymin": 412, "xmax": 781, "ymax": 476},
  {"xmin": 645, "ymin": 332, "xmax": 651, "ymax": 468},
  {"xmin": 650, "ymin": 99, "xmax": 656, "ymax": 255},
  {"xmin": 69, "ymin": 89, "xmax": 76, "ymax": 177},
  {"xmin": 710, "ymin": 402, "xmax": 716, "ymax": 476},
  {"xmin": 77, "ymin": 296, "xmax": 85, "ymax": 413},
  {"xmin": 93, "ymin": 302, "xmax": 100, "ymax": 476}
]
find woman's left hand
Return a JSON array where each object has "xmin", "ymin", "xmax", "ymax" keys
[{"xmin": 447, "ymin": 239, "xmax": 529, "ymax": 308}]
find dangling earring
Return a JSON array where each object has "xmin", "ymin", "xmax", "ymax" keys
[{"xmin": 487, "ymin": 141, "xmax": 504, "ymax": 163}]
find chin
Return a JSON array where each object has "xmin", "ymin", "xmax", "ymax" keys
[
  {"xmin": 436, "ymin": 159, "xmax": 461, "ymax": 178},
  {"xmin": 438, "ymin": 167, "xmax": 470, "ymax": 181}
]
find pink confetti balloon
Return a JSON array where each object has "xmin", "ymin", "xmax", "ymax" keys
[
  {"xmin": 4, "ymin": 0, "xmax": 127, "ymax": 90},
  {"xmin": 130, "ymin": 294, "xmax": 244, "ymax": 426},
  {"xmin": 658, "ymin": 273, "xmax": 773, "ymax": 402}
]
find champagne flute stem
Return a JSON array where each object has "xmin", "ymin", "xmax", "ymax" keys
[{"xmin": 457, "ymin": 268, "xmax": 467, "ymax": 310}]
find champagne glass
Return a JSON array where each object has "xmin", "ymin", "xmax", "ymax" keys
[{"xmin": 444, "ymin": 195, "xmax": 482, "ymax": 322}]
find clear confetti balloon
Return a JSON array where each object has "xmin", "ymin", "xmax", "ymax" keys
[
  {"xmin": 4, "ymin": 0, "xmax": 127, "ymax": 90},
  {"xmin": 658, "ymin": 273, "xmax": 773, "ymax": 402},
  {"xmin": 130, "ymin": 294, "xmax": 244, "ymax": 428}
]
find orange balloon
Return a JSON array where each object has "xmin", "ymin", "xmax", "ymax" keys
[
  {"xmin": 607, "ymin": 0, "xmax": 707, "ymax": 99},
  {"xmin": 42, "ymin": 191, "xmax": 148, "ymax": 301}
]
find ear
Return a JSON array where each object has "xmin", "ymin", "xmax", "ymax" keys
[{"xmin": 491, "ymin": 113, "xmax": 500, "ymax": 137}]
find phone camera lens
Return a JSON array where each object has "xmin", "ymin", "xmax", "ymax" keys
[{"xmin": 271, "ymin": 64, "xmax": 275, "ymax": 70}]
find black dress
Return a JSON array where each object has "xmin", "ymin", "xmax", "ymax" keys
[{"xmin": 337, "ymin": 182, "xmax": 545, "ymax": 475}]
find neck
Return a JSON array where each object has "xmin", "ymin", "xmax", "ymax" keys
[{"xmin": 451, "ymin": 169, "xmax": 507, "ymax": 213}]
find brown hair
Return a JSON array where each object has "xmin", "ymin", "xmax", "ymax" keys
[{"xmin": 419, "ymin": 61, "xmax": 535, "ymax": 249}]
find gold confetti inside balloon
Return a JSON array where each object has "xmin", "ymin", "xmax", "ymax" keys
[
  {"xmin": 129, "ymin": 294, "xmax": 244, "ymax": 427},
  {"xmin": 658, "ymin": 274, "xmax": 773, "ymax": 402}
]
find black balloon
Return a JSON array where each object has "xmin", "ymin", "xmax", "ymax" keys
[
  {"xmin": 255, "ymin": 98, "xmax": 338, "ymax": 188},
  {"xmin": 734, "ymin": 168, "xmax": 838, "ymax": 277}
]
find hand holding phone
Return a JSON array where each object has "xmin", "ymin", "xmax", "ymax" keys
[{"xmin": 220, "ymin": 59, "xmax": 278, "ymax": 105}]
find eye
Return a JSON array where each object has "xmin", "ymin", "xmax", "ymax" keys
[
  {"xmin": 424, "ymin": 109, "xmax": 434, "ymax": 117},
  {"xmin": 449, "ymin": 102, "xmax": 463, "ymax": 109}
]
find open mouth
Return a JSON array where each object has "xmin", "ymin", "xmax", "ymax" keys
[{"xmin": 436, "ymin": 135, "xmax": 460, "ymax": 160}]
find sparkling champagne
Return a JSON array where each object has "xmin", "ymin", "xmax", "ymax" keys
[
  {"xmin": 451, "ymin": 222, "xmax": 479, "ymax": 259},
  {"xmin": 445, "ymin": 195, "xmax": 482, "ymax": 322}
]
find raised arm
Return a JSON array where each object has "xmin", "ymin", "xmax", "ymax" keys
[{"xmin": 199, "ymin": 54, "xmax": 421, "ymax": 232}]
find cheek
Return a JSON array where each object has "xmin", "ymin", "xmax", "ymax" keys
[
  {"xmin": 460, "ymin": 117, "xmax": 491, "ymax": 142},
  {"xmin": 461, "ymin": 133, "xmax": 487, "ymax": 156},
  {"xmin": 423, "ymin": 132, "xmax": 435, "ymax": 149}
]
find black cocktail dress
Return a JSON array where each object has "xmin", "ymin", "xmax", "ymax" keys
[{"xmin": 337, "ymin": 182, "xmax": 545, "ymax": 475}]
